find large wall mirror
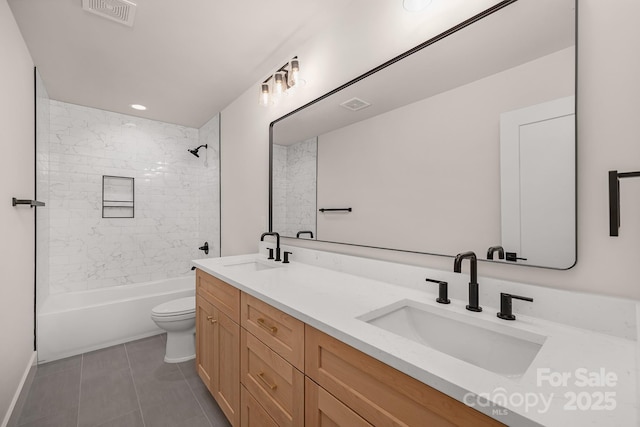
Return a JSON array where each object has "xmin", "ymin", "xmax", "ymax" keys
[{"xmin": 270, "ymin": 0, "xmax": 576, "ymax": 269}]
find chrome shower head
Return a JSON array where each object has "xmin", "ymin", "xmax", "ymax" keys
[{"xmin": 188, "ymin": 144, "xmax": 207, "ymax": 158}]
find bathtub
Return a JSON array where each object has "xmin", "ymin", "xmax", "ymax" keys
[{"xmin": 37, "ymin": 275, "xmax": 195, "ymax": 363}]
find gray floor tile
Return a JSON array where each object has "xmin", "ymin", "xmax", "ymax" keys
[
  {"xmin": 134, "ymin": 365, "xmax": 194, "ymax": 410},
  {"xmin": 7, "ymin": 363, "xmax": 37, "ymax": 427},
  {"xmin": 176, "ymin": 359, "xmax": 197, "ymax": 378},
  {"xmin": 187, "ymin": 379, "xmax": 230, "ymax": 427},
  {"xmin": 94, "ymin": 409, "xmax": 144, "ymax": 427},
  {"xmin": 35, "ymin": 355, "xmax": 82, "ymax": 378},
  {"xmin": 142, "ymin": 398, "xmax": 209, "ymax": 427},
  {"xmin": 125, "ymin": 335, "xmax": 166, "ymax": 373},
  {"xmin": 82, "ymin": 345, "xmax": 128, "ymax": 380},
  {"xmin": 178, "ymin": 360, "xmax": 229, "ymax": 426},
  {"xmin": 18, "ymin": 368, "xmax": 81, "ymax": 425},
  {"xmin": 18, "ymin": 336, "xmax": 232, "ymax": 427},
  {"xmin": 16, "ymin": 406, "xmax": 78, "ymax": 427},
  {"xmin": 78, "ymin": 368, "xmax": 139, "ymax": 427}
]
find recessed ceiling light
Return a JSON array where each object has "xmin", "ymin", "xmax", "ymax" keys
[
  {"xmin": 403, "ymin": 0, "xmax": 432, "ymax": 12},
  {"xmin": 130, "ymin": 104, "xmax": 147, "ymax": 111}
]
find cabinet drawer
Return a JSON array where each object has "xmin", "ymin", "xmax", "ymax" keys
[
  {"xmin": 306, "ymin": 378, "xmax": 373, "ymax": 427},
  {"xmin": 305, "ymin": 326, "xmax": 505, "ymax": 427},
  {"xmin": 241, "ymin": 385, "xmax": 279, "ymax": 427},
  {"xmin": 241, "ymin": 329, "xmax": 304, "ymax": 427},
  {"xmin": 241, "ymin": 292, "xmax": 304, "ymax": 370},
  {"xmin": 197, "ymin": 269, "xmax": 240, "ymax": 322}
]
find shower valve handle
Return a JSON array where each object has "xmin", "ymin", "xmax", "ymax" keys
[{"xmin": 199, "ymin": 242, "xmax": 209, "ymax": 255}]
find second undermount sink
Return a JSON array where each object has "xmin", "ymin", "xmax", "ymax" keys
[
  {"xmin": 359, "ymin": 299, "xmax": 546, "ymax": 378},
  {"xmin": 222, "ymin": 260, "xmax": 279, "ymax": 272}
]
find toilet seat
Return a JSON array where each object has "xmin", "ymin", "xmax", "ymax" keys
[{"xmin": 151, "ymin": 296, "xmax": 195, "ymax": 318}]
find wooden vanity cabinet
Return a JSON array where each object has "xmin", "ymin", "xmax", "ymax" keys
[
  {"xmin": 196, "ymin": 270, "xmax": 241, "ymax": 427},
  {"xmin": 196, "ymin": 269, "xmax": 504, "ymax": 427},
  {"xmin": 305, "ymin": 377, "xmax": 372, "ymax": 427},
  {"xmin": 305, "ymin": 325, "xmax": 505, "ymax": 427},
  {"xmin": 240, "ymin": 292, "xmax": 305, "ymax": 427}
]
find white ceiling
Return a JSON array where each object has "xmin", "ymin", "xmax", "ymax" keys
[{"xmin": 7, "ymin": 0, "xmax": 355, "ymax": 128}]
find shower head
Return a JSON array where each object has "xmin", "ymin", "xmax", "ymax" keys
[{"xmin": 188, "ymin": 144, "xmax": 207, "ymax": 158}]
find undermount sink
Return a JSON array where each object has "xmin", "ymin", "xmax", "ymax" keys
[
  {"xmin": 359, "ymin": 299, "xmax": 545, "ymax": 378},
  {"xmin": 222, "ymin": 260, "xmax": 278, "ymax": 272}
]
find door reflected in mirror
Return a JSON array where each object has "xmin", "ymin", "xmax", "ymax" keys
[{"xmin": 270, "ymin": 0, "xmax": 576, "ymax": 269}]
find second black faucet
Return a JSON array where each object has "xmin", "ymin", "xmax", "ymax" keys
[
  {"xmin": 260, "ymin": 232, "xmax": 281, "ymax": 261},
  {"xmin": 453, "ymin": 251, "xmax": 482, "ymax": 312}
]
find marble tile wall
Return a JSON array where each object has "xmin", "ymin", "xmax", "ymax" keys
[
  {"xmin": 271, "ymin": 138, "xmax": 317, "ymax": 237},
  {"xmin": 35, "ymin": 70, "xmax": 50, "ymax": 306},
  {"xmin": 44, "ymin": 101, "xmax": 220, "ymax": 293}
]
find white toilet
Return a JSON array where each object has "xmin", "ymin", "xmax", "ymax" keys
[{"xmin": 151, "ymin": 296, "xmax": 196, "ymax": 363}]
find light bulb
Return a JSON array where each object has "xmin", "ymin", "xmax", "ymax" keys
[
  {"xmin": 273, "ymin": 72, "xmax": 287, "ymax": 96},
  {"xmin": 259, "ymin": 83, "xmax": 270, "ymax": 106},
  {"xmin": 289, "ymin": 58, "xmax": 300, "ymax": 87}
]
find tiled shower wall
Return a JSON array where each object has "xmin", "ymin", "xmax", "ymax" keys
[
  {"xmin": 42, "ymin": 101, "xmax": 220, "ymax": 293},
  {"xmin": 35, "ymin": 70, "xmax": 50, "ymax": 306},
  {"xmin": 272, "ymin": 137, "xmax": 317, "ymax": 237}
]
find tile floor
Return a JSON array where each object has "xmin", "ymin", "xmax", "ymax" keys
[{"xmin": 12, "ymin": 334, "xmax": 231, "ymax": 427}]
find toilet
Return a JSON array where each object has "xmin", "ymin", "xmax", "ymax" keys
[{"xmin": 151, "ymin": 296, "xmax": 196, "ymax": 363}]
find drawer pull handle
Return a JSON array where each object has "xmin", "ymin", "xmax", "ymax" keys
[
  {"xmin": 257, "ymin": 318, "xmax": 278, "ymax": 334},
  {"xmin": 210, "ymin": 319, "xmax": 217, "ymax": 324},
  {"xmin": 257, "ymin": 372, "xmax": 278, "ymax": 390},
  {"xmin": 206, "ymin": 316, "xmax": 213, "ymax": 320}
]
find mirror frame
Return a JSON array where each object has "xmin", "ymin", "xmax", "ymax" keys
[{"xmin": 269, "ymin": 0, "xmax": 578, "ymax": 270}]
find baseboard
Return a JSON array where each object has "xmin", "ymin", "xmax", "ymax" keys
[{"xmin": 1, "ymin": 351, "xmax": 37, "ymax": 427}]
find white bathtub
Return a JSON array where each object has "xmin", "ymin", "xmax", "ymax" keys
[{"xmin": 37, "ymin": 276, "xmax": 195, "ymax": 362}]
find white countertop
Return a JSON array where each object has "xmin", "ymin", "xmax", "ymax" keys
[{"xmin": 192, "ymin": 253, "xmax": 637, "ymax": 427}]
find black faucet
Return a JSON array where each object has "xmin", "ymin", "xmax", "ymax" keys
[
  {"xmin": 260, "ymin": 232, "xmax": 281, "ymax": 261},
  {"xmin": 486, "ymin": 245, "xmax": 505, "ymax": 260},
  {"xmin": 453, "ymin": 251, "xmax": 482, "ymax": 312}
]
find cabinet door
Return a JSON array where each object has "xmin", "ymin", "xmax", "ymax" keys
[
  {"xmin": 305, "ymin": 325, "xmax": 505, "ymax": 427},
  {"xmin": 241, "ymin": 292, "xmax": 305, "ymax": 370},
  {"xmin": 241, "ymin": 329, "xmax": 304, "ymax": 427},
  {"xmin": 213, "ymin": 309, "xmax": 241, "ymax": 427},
  {"xmin": 241, "ymin": 385, "xmax": 279, "ymax": 427},
  {"xmin": 306, "ymin": 378, "xmax": 372, "ymax": 427},
  {"xmin": 196, "ymin": 295, "xmax": 215, "ymax": 392},
  {"xmin": 197, "ymin": 269, "xmax": 240, "ymax": 322}
]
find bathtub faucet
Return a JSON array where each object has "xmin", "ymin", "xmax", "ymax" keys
[{"xmin": 260, "ymin": 232, "xmax": 281, "ymax": 261}]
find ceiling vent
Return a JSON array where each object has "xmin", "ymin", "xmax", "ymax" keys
[
  {"xmin": 340, "ymin": 97, "xmax": 371, "ymax": 112},
  {"xmin": 82, "ymin": 0, "xmax": 137, "ymax": 27}
]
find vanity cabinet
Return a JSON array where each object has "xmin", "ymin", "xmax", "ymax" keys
[
  {"xmin": 305, "ymin": 378, "xmax": 372, "ymax": 427},
  {"xmin": 305, "ymin": 326, "xmax": 505, "ymax": 427},
  {"xmin": 240, "ymin": 292, "xmax": 305, "ymax": 427},
  {"xmin": 196, "ymin": 270, "xmax": 241, "ymax": 426},
  {"xmin": 196, "ymin": 269, "xmax": 503, "ymax": 427}
]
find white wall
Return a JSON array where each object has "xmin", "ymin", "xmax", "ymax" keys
[
  {"xmin": 0, "ymin": 0, "xmax": 35, "ymax": 422},
  {"xmin": 221, "ymin": 0, "xmax": 640, "ymax": 300}
]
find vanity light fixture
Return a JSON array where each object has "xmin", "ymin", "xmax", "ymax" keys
[
  {"xmin": 259, "ymin": 56, "xmax": 304, "ymax": 106},
  {"xmin": 403, "ymin": 0, "xmax": 432, "ymax": 12},
  {"xmin": 130, "ymin": 104, "xmax": 147, "ymax": 111}
]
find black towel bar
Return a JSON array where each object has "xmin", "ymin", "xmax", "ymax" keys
[
  {"xmin": 12, "ymin": 198, "xmax": 45, "ymax": 208},
  {"xmin": 318, "ymin": 208, "xmax": 352, "ymax": 213},
  {"xmin": 609, "ymin": 170, "xmax": 640, "ymax": 236}
]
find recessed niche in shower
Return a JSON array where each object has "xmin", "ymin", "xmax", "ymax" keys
[{"xmin": 102, "ymin": 175, "xmax": 134, "ymax": 218}]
